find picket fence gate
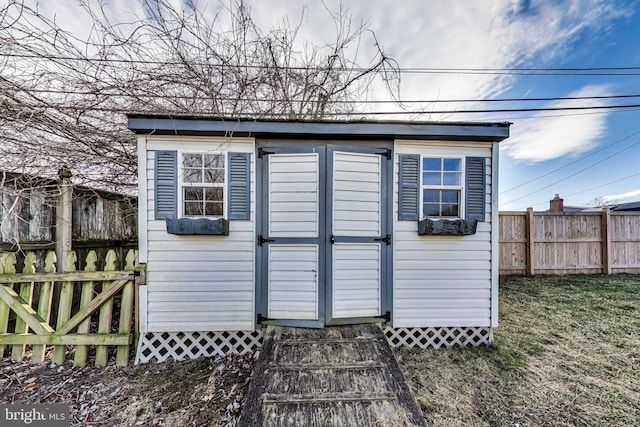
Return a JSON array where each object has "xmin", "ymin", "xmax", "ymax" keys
[{"xmin": 0, "ymin": 249, "xmax": 141, "ymax": 367}]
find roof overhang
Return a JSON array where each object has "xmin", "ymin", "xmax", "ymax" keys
[{"xmin": 127, "ymin": 114, "xmax": 510, "ymax": 142}]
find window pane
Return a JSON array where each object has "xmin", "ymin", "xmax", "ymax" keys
[
  {"xmin": 441, "ymin": 204, "xmax": 459, "ymax": 217},
  {"xmin": 205, "ymin": 187, "xmax": 223, "ymax": 201},
  {"xmin": 184, "ymin": 202, "xmax": 203, "ymax": 216},
  {"xmin": 184, "ymin": 187, "xmax": 203, "ymax": 201},
  {"xmin": 183, "ymin": 168, "xmax": 202, "ymax": 183},
  {"xmin": 423, "ymin": 190, "xmax": 440, "ymax": 203},
  {"xmin": 423, "ymin": 204, "xmax": 440, "ymax": 217},
  {"xmin": 442, "ymin": 190, "xmax": 460, "ymax": 203},
  {"xmin": 423, "ymin": 172, "xmax": 441, "ymax": 186},
  {"xmin": 443, "ymin": 172, "xmax": 460, "ymax": 186},
  {"xmin": 443, "ymin": 158, "xmax": 461, "ymax": 172},
  {"xmin": 183, "ymin": 154, "xmax": 202, "ymax": 167},
  {"xmin": 204, "ymin": 169, "xmax": 225, "ymax": 184},
  {"xmin": 205, "ymin": 202, "xmax": 224, "ymax": 216},
  {"xmin": 204, "ymin": 154, "xmax": 224, "ymax": 168},
  {"xmin": 422, "ymin": 157, "xmax": 441, "ymax": 171}
]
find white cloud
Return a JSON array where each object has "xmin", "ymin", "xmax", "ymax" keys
[
  {"xmin": 604, "ymin": 188, "xmax": 640, "ymax": 202},
  {"xmin": 500, "ymin": 85, "xmax": 612, "ymax": 162}
]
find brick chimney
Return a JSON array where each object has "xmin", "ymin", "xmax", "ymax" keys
[{"xmin": 550, "ymin": 194, "xmax": 564, "ymax": 212}]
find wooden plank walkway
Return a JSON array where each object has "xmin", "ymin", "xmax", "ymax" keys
[{"xmin": 238, "ymin": 324, "xmax": 427, "ymax": 427}]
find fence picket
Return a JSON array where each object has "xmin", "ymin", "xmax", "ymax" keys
[
  {"xmin": 53, "ymin": 252, "xmax": 77, "ymax": 365},
  {"xmin": 95, "ymin": 250, "xmax": 116, "ymax": 367},
  {"xmin": 12, "ymin": 252, "xmax": 36, "ymax": 362},
  {"xmin": 0, "ymin": 249, "xmax": 137, "ymax": 366},
  {"xmin": 0, "ymin": 253, "xmax": 17, "ymax": 357},
  {"xmin": 31, "ymin": 252, "xmax": 56, "ymax": 363},
  {"xmin": 116, "ymin": 250, "xmax": 136, "ymax": 366},
  {"xmin": 74, "ymin": 251, "xmax": 97, "ymax": 367}
]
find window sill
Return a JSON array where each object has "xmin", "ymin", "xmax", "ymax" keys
[
  {"xmin": 418, "ymin": 218, "xmax": 478, "ymax": 236},
  {"xmin": 166, "ymin": 218, "xmax": 229, "ymax": 235}
]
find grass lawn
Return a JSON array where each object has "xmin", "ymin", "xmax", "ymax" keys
[{"xmin": 395, "ymin": 275, "xmax": 640, "ymax": 427}]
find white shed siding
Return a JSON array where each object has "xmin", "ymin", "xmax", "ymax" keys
[
  {"xmin": 393, "ymin": 140, "xmax": 494, "ymax": 328},
  {"xmin": 144, "ymin": 136, "xmax": 255, "ymax": 332}
]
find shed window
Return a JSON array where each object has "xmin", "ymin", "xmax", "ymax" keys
[
  {"xmin": 422, "ymin": 157, "xmax": 463, "ymax": 218},
  {"xmin": 181, "ymin": 153, "xmax": 225, "ymax": 217}
]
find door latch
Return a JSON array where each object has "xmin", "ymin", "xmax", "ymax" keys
[
  {"xmin": 257, "ymin": 235, "xmax": 276, "ymax": 246},
  {"xmin": 374, "ymin": 234, "xmax": 392, "ymax": 245}
]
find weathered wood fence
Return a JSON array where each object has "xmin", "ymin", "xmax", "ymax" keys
[
  {"xmin": 0, "ymin": 249, "xmax": 141, "ymax": 366},
  {"xmin": 500, "ymin": 209, "xmax": 640, "ymax": 275},
  {"xmin": 0, "ymin": 171, "xmax": 137, "ymax": 271}
]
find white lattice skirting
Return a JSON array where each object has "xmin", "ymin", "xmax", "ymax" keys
[
  {"xmin": 135, "ymin": 331, "xmax": 264, "ymax": 364},
  {"xmin": 383, "ymin": 327, "xmax": 493, "ymax": 349},
  {"xmin": 135, "ymin": 327, "xmax": 491, "ymax": 363}
]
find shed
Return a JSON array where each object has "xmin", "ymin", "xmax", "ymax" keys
[{"xmin": 128, "ymin": 115, "xmax": 510, "ymax": 363}]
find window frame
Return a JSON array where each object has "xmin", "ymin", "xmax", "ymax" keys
[
  {"xmin": 420, "ymin": 155, "xmax": 465, "ymax": 219},
  {"xmin": 178, "ymin": 151, "xmax": 228, "ymax": 219}
]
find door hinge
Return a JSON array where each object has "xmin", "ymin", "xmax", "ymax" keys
[
  {"xmin": 258, "ymin": 148, "xmax": 275, "ymax": 158},
  {"xmin": 376, "ymin": 149, "xmax": 392, "ymax": 160},
  {"xmin": 330, "ymin": 234, "xmax": 335, "ymax": 244},
  {"xmin": 257, "ymin": 235, "xmax": 275, "ymax": 246},
  {"xmin": 374, "ymin": 234, "xmax": 392, "ymax": 245}
]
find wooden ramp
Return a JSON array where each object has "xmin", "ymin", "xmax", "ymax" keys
[{"xmin": 238, "ymin": 324, "xmax": 427, "ymax": 427}]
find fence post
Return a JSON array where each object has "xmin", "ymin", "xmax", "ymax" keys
[
  {"xmin": 55, "ymin": 168, "xmax": 73, "ymax": 271},
  {"xmin": 526, "ymin": 208, "xmax": 535, "ymax": 276},
  {"xmin": 602, "ymin": 208, "xmax": 612, "ymax": 275}
]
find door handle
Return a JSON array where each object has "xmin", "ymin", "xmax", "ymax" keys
[
  {"xmin": 257, "ymin": 235, "xmax": 276, "ymax": 246},
  {"xmin": 374, "ymin": 234, "xmax": 392, "ymax": 245}
]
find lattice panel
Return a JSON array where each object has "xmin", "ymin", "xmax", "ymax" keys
[
  {"xmin": 135, "ymin": 330, "xmax": 264, "ymax": 364},
  {"xmin": 383, "ymin": 327, "xmax": 492, "ymax": 349}
]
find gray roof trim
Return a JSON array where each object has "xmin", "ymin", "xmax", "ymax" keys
[{"xmin": 127, "ymin": 115, "xmax": 510, "ymax": 142}]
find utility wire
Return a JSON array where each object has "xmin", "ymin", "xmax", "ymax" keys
[
  {"xmin": 9, "ymin": 103, "xmax": 640, "ymax": 115},
  {"xmin": 502, "ymin": 139, "xmax": 640, "ymax": 206},
  {"xmin": 500, "ymin": 128, "xmax": 640, "ymax": 194},
  {"xmin": 5, "ymin": 52, "xmax": 640, "ymax": 75},
  {"xmin": 7, "ymin": 87, "xmax": 640, "ymax": 104},
  {"xmin": 563, "ymin": 172, "xmax": 640, "ymax": 198}
]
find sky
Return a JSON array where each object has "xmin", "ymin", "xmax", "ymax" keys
[{"xmin": 16, "ymin": 0, "xmax": 640, "ymax": 210}]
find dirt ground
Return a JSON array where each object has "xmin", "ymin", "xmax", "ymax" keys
[{"xmin": 0, "ymin": 351, "xmax": 258, "ymax": 427}]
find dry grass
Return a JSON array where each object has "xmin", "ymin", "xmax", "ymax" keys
[{"xmin": 395, "ymin": 275, "xmax": 640, "ymax": 427}]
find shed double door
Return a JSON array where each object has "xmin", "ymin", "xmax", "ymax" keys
[{"xmin": 257, "ymin": 144, "xmax": 390, "ymax": 327}]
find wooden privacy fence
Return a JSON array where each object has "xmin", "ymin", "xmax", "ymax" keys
[
  {"xmin": 500, "ymin": 209, "xmax": 640, "ymax": 275},
  {"xmin": 0, "ymin": 249, "xmax": 141, "ymax": 366}
]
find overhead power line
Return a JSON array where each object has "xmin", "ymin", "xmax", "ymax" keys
[
  {"xmin": 563, "ymin": 172, "xmax": 640, "ymax": 199},
  {"xmin": 5, "ymin": 52, "xmax": 640, "ymax": 75},
  {"xmin": 9, "ymin": 103, "xmax": 640, "ymax": 115},
  {"xmin": 500, "ymin": 128, "xmax": 640, "ymax": 194},
  {"xmin": 502, "ymin": 139, "xmax": 640, "ymax": 206},
  {"xmin": 8, "ymin": 87, "xmax": 640, "ymax": 104}
]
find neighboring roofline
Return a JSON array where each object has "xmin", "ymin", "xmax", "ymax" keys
[
  {"xmin": 612, "ymin": 201, "xmax": 640, "ymax": 211},
  {"xmin": 126, "ymin": 114, "xmax": 510, "ymax": 142}
]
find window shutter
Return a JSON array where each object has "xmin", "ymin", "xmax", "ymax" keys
[
  {"xmin": 228, "ymin": 152, "xmax": 251, "ymax": 220},
  {"xmin": 398, "ymin": 154, "xmax": 420, "ymax": 221},
  {"xmin": 465, "ymin": 157, "xmax": 486, "ymax": 221},
  {"xmin": 154, "ymin": 150, "xmax": 177, "ymax": 220}
]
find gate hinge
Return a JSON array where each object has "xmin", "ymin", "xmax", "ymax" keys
[
  {"xmin": 257, "ymin": 313, "xmax": 269, "ymax": 324},
  {"xmin": 258, "ymin": 148, "xmax": 275, "ymax": 158},
  {"xmin": 258, "ymin": 235, "xmax": 276, "ymax": 246},
  {"xmin": 383, "ymin": 311, "xmax": 391, "ymax": 322},
  {"xmin": 374, "ymin": 234, "xmax": 392, "ymax": 245},
  {"xmin": 376, "ymin": 149, "xmax": 392, "ymax": 160}
]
